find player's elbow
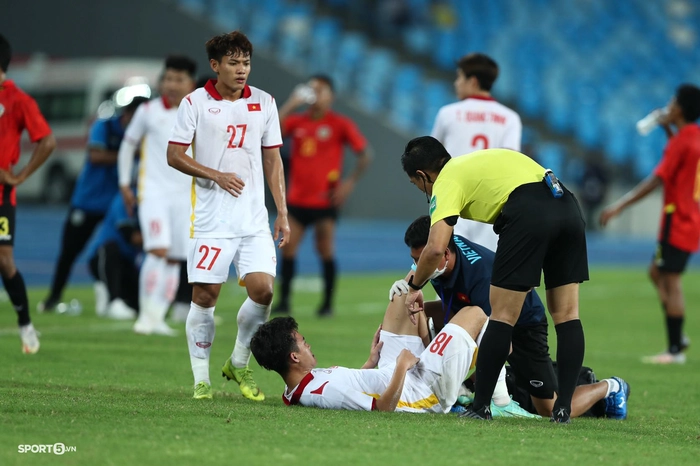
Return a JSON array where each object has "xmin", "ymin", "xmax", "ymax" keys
[
  {"xmin": 41, "ymin": 133, "xmax": 57, "ymax": 152},
  {"xmin": 166, "ymin": 146, "xmax": 179, "ymax": 168}
]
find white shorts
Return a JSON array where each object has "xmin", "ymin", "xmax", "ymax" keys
[
  {"xmin": 377, "ymin": 324, "xmax": 477, "ymax": 413},
  {"xmin": 453, "ymin": 218, "xmax": 498, "ymax": 252},
  {"xmin": 139, "ymin": 195, "xmax": 190, "ymax": 259},
  {"xmin": 187, "ymin": 231, "xmax": 277, "ymax": 284}
]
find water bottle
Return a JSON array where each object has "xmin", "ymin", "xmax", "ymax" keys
[
  {"xmin": 293, "ymin": 84, "xmax": 316, "ymax": 104},
  {"xmin": 636, "ymin": 108, "xmax": 668, "ymax": 136}
]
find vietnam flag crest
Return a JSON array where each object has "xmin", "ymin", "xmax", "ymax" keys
[{"xmin": 247, "ymin": 103, "xmax": 261, "ymax": 112}]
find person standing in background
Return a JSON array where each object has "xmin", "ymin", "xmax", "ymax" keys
[
  {"xmin": 0, "ymin": 33, "xmax": 56, "ymax": 353},
  {"xmin": 39, "ymin": 97, "xmax": 146, "ymax": 314},
  {"xmin": 273, "ymin": 75, "xmax": 371, "ymax": 317},
  {"xmin": 117, "ymin": 56, "xmax": 197, "ymax": 336},
  {"xmin": 431, "ymin": 53, "xmax": 521, "ymax": 251},
  {"xmin": 600, "ymin": 84, "xmax": 700, "ymax": 365}
]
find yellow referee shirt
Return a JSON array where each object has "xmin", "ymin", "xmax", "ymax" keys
[{"xmin": 429, "ymin": 149, "xmax": 545, "ymax": 225}]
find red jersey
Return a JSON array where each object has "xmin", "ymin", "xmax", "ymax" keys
[
  {"xmin": 654, "ymin": 123, "xmax": 700, "ymax": 252},
  {"xmin": 283, "ymin": 110, "xmax": 367, "ymax": 209},
  {"xmin": 0, "ymin": 80, "xmax": 51, "ymax": 170}
]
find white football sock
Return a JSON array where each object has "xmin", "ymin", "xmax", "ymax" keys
[
  {"xmin": 492, "ymin": 366, "xmax": 511, "ymax": 407},
  {"xmin": 186, "ymin": 302, "xmax": 216, "ymax": 385},
  {"xmin": 139, "ymin": 254, "xmax": 165, "ymax": 325},
  {"xmin": 156, "ymin": 261, "xmax": 181, "ymax": 322},
  {"xmin": 230, "ymin": 298, "xmax": 271, "ymax": 368},
  {"xmin": 604, "ymin": 378, "xmax": 620, "ymax": 397}
]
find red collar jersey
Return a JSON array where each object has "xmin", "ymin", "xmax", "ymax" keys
[
  {"xmin": 283, "ymin": 110, "xmax": 367, "ymax": 209},
  {"xmin": 654, "ymin": 123, "xmax": 700, "ymax": 252},
  {"xmin": 0, "ymin": 80, "xmax": 51, "ymax": 170}
]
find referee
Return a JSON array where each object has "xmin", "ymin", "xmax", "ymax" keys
[
  {"xmin": 400, "ymin": 136, "xmax": 588, "ymax": 423},
  {"xmin": 0, "ymin": 34, "xmax": 56, "ymax": 353}
]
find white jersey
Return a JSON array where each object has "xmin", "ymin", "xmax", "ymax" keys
[
  {"xmin": 282, "ymin": 366, "xmax": 442, "ymax": 413},
  {"xmin": 431, "ymin": 96, "xmax": 522, "ymax": 251},
  {"xmin": 430, "ymin": 96, "xmax": 522, "ymax": 157},
  {"xmin": 169, "ymin": 80, "xmax": 283, "ymax": 239},
  {"xmin": 282, "ymin": 324, "xmax": 477, "ymax": 413},
  {"xmin": 122, "ymin": 96, "xmax": 192, "ymax": 200}
]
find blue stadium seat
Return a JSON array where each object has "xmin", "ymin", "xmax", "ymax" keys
[
  {"xmin": 308, "ymin": 17, "xmax": 342, "ymax": 74},
  {"xmin": 536, "ymin": 142, "xmax": 566, "ymax": 177},
  {"xmin": 332, "ymin": 32, "xmax": 368, "ymax": 93}
]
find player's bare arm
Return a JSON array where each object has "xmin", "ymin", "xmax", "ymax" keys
[
  {"xmin": 599, "ymin": 175, "xmax": 663, "ymax": 227},
  {"xmin": 374, "ymin": 349, "xmax": 419, "ymax": 412},
  {"xmin": 262, "ymin": 146, "xmax": 290, "ymax": 247},
  {"xmin": 405, "ymin": 220, "xmax": 452, "ymax": 323},
  {"xmin": 332, "ymin": 146, "xmax": 373, "ymax": 207},
  {"xmin": 0, "ymin": 133, "xmax": 56, "ymax": 186},
  {"xmin": 360, "ymin": 325, "xmax": 384, "ymax": 369},
  {"xmin": 166, "ymin": 142, "xmax": 245, "ymax": 197},
  {"xmin": 278, "ymin": 90, "xmax": 308, "ymax": 122}
]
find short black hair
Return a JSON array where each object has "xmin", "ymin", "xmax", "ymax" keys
[
  {"xmin": 250, "ymin": 317, "xmax": 299, "ymax": 377},
  {"xmin": 456, "ymin": 53, "xmax": 499, "ymax": 91},
  {"xmin": 164, "ymin": 55, "xmax": 197, "ymax": 78},
  {"xmin": 0, "ymin": 33, "xmax": 11, "ymax": 73},
  {"xmin": 404, "ymin": 215, "xmax": 456, "ymax": 252},
  {"xmin": 122, "ymin": 96, "xmax": 148, "ymax": 114},
  {"xmin": 676, "ymin": 84, "xmax": 700, "ymax": 122},
  {"xmin": 309, "ymin": 74, "xmax": 334, "ymax": 92},
  {"xmin": 206, "ymin": 31, "xmax": 254, "ymax": 62},
  {"xmin": 401, "ymin": 136, "xmax": 451, "ymax": 177}
]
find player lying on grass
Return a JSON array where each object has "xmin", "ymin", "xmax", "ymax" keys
[
  {"xmin": 391, "ymin": 215, "xmax": 631, "ymax": 420},
  {"xmin": 252, "ymin": 293, "xmax": 493, "ymax": 413}
]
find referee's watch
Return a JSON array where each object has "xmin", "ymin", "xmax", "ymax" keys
[{"xmin": 407, "ymin": 276, "xmax": 424, "ymax": 291}]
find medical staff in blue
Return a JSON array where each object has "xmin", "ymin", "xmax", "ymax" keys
[
  {"xmin": 86, "ymin": 192, "xmax": 142, "ymax": 319},
  {"xmin": 39, "ymin": 97, "xmax": 147, "ymax": 312}
]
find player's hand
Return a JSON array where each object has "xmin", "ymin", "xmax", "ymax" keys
[
  {"xmin": 396, "ymin": 349, "xmax": 419, "ymax": 371},
  {"xmin": 404, "ymin": 288, "xmax": 424, "ymax": 326},
  {"xmin": 366, "ymin": 324, "xmax": 384, "ymax": 368},
  {"xmin": 599, "ymin": 204, "xmax": 622, "ymax": 227},
  {"xmin": 330, "ymin": 179, "xmax": 355, "ymax": 207},
  {"xmin": 120, "ymin": 186, "xmax": 137, "ymax": 217},
  {"xmin": 389, "ymin": 279, "xmax": 409, "ymax": 301},
  {"xmin": 0, "ymin": 169, "xmax": 24, "ymax": 187},
  {"xmin": 273, "ymin": 213, "xmax": 291, "ymax": 248},
  {"xmin": 215, "ymin": 172, "xmax": 245, "ymax": 197}
]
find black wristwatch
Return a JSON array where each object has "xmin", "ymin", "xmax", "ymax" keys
[{"xmin": 408, "ymin": 276, "xmax": 424, "ymax": 291}]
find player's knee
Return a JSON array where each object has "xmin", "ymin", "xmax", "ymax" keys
[
  {"xmin": 249, "ymin": 285, "xmax": 274, "ymax": 306},
  {"xmin": 0, "ymin": 252, "xmax": 16, "ymax": 277}
]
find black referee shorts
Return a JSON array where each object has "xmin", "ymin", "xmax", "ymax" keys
[
  {"xmin": 507, "ymin": 322, "xmax": 557, "ymax": 400},
  {"xmin": 492, "ymin": 182, "xmax": 589, "ymax": 291}
]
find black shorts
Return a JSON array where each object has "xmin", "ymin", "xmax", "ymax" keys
[
  {"xmin": 492, "ymin": 182, "xmax": 589, "ymax": 291},
  {"xmin": 0, "ymin": 203, "xmax": 17, "ymax": 246},
  {"xmin": 507, "ymin": 322, "xmax": 557, "ymax": 400},
  {"xmin": 654, "ymin": 242, "xmax": 691, "ymax": 273},
  {"xmin": 288, "ymin": 205, "xmax": 338, "ymax": 228}
]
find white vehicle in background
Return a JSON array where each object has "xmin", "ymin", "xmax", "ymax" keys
[{"xmin": 8, "ymin": 55, "xmax": 163, "ymax": 202}]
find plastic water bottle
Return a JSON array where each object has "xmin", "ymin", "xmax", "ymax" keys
[
  {"xmin": 636, "ymin": 108, "xmax": 668, "ymax": 136},
  {"xmin": 293, "ymin": 84, "xmax": 316, "ymax": 104}
]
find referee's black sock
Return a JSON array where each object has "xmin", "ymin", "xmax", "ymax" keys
[
  {"xmin": 553, "ymin": 319, "xmax": 585, "ymax": 417},
  {"xmin": 321, "ymin": 259, "xmax": 336, "ymax": 310},
  {"xmin": 2, "ymin": 271, "xmax": 31, "ymax": 326},
  {"xmin": 277, "ymin": 258, "xmax": 295, "ymax": 308},
  {"xmin": 666, "ymin": 315, "xmax": 684, "ymax": 354},
  {"xmin": 472, "ymin": 320, "xmax": 513, "ymax": 412}
]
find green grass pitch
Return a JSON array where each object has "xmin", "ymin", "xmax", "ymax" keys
[{"xmin": 2, "ymin": 267, "xmax": 699, "ymax": 465}]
